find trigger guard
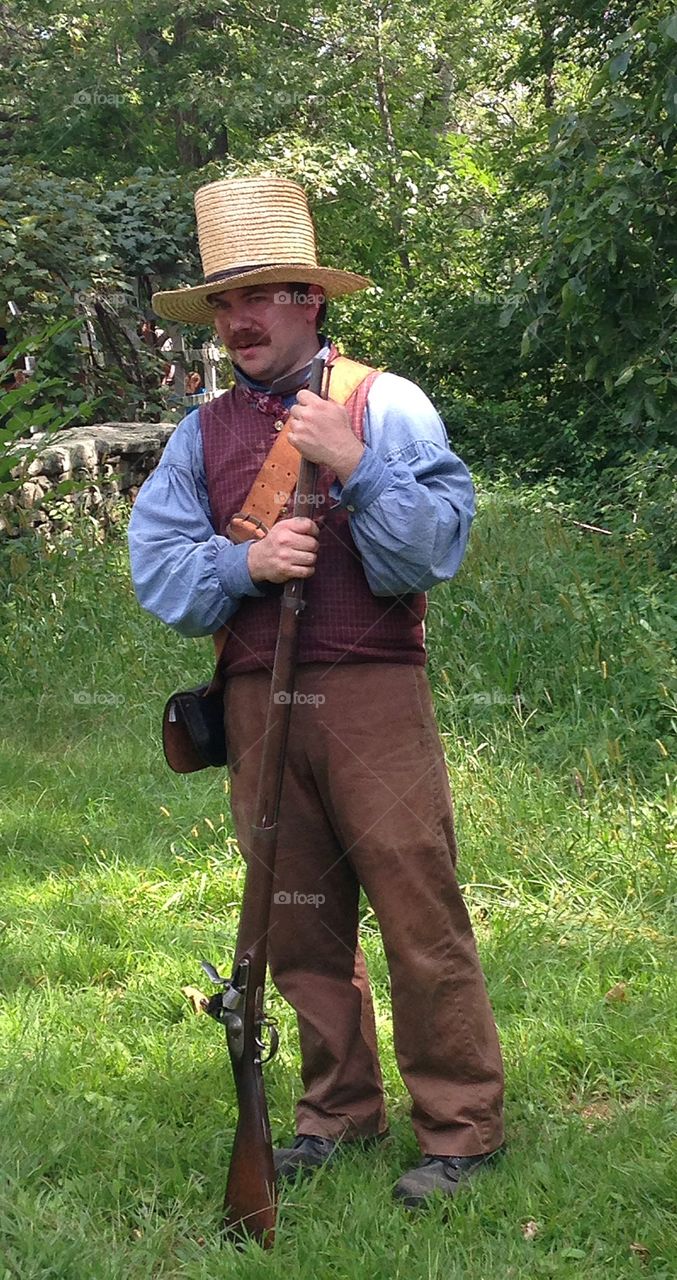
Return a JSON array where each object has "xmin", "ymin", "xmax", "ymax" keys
[{"xmin": 258, "ymin": 1023, "xmax": 280, "ymax": 1064}]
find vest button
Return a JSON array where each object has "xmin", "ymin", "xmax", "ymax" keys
[{"xmin": 273, "ymin": 419, "xmax": 284, "ymax": 432}]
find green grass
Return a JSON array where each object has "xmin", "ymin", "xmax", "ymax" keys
[{"xmin": 0, "ymin": 486, "xmax": 675, "ymax": 1279}]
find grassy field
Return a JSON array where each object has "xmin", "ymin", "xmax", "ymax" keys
[{"xmin": 0, "ymin": 486, "xmax": 675, "ymax": 1279}]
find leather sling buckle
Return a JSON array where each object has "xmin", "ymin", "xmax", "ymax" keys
[{"xmin": 227, "ymin": 511, "xmax": 270, "ymax": 542}]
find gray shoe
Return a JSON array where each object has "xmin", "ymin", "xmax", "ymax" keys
[
  {"xmin": 273, "ymin": 1134, "xmax": 339, "ymax": 1181},
  {"xmin": 393, "ymin": 1150, "xmax": 502, "ymax": 1209},
  {"xmin": 274, "ymin": 1130, "xmax": 388, "ymax": 1182}
]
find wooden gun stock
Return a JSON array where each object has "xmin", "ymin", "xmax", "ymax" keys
[{"xmin": 202, "ymin": 354, "xmax": 326, "ymax": 1247}]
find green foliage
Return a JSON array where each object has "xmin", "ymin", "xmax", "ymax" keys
[
  {"xmin": 500, "ymin": 4, "xmax": 677, "ymax": 467},
  {"xmin": 599, "ymin": 448, "xmax": 677, "ymax": 571},
  {"xmin": 99, "ymin": 170, "xmax": 198, "ymax": 289},
  {"xmin": 0, "ymin": 320, "xmax": 89, "ymax": 495},
  {"xmin": 544, "ymin": 447, "xmax": 677, "ymax": 572},
  {"xmin": 0, "ymin": 0, "xmax": 673, "ymax": 558},
  {"xmin": 0, "ymin": 165, "xmax": 173, "ymax": 422}
]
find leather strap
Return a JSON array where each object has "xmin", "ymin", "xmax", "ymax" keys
[
  {"xmin": 211, "ymin": 355, "xmax": 379, "ymax": 670},
  {"xmin": 226, "ymin": 354, "xmax": 376, "ymax": 544}
]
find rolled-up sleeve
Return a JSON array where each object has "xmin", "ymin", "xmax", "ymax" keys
[
  {"xmin": 329, "ymin": 374, "xmax": 475, "ymax": 595},
  {"xmin": 127, "ymin": 411, "xmax": 264, "ymax": 637}
]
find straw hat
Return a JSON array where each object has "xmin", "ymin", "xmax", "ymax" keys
[{"xmin": 151, "ymin": 176, "xmax": 372, "ymax": 324}]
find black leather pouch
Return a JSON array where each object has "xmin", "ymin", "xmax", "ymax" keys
[{"xmin": 162, "ymin": 684, "xmax": 227, "ymax": 773}]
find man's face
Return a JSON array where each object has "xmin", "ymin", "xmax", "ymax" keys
[{"xmin": 209, "ymin": 282, "xmax": 323, "ymax": 383}]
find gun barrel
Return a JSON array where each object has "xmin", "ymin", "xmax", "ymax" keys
[{"xmin": 218, "ymin": 352, "xmax": 328, "ymax": 1245}]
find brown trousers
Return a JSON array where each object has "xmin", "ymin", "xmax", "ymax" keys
[{"xmin": 224, "ymin": 662, "xmax": 504, "ymax": 1156}]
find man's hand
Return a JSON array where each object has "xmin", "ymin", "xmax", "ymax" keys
[
  {"xmin": 287, "ymin": 389, "xmax": 365, "ymax": 485},
  {"xmin": 247, "ymin": 517, "xmax": 320, "ymax": 584}
]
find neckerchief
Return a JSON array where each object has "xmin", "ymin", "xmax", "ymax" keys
[{"xmin": 236, "ymin": 340, "xmax": 338, "ymax": 419}]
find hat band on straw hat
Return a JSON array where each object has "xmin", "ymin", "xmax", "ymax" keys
[{"xmin": 204, "ymin": 262, "xmax": 312, "ymax": 285}]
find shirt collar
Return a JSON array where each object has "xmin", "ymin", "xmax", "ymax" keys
[{"xmin": 232, "ymin": 336, "xmax": 332, "ymax": 398}]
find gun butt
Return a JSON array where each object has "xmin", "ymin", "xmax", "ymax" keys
[{"xmin": 223, "ymin": 1125, "xmax": 277, "ymax": 1247}]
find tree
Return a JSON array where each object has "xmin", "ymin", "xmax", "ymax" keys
[{"xmin": 501, "ymin": 4, "xmax": 677, "ymax": 468}]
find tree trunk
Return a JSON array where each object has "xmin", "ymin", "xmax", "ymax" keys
[
  {"xmin": 536, "ymin": 3, "xmax": 556, "ymax": 110},
  {"xmin": 373, "ymin": 4, "xmax": 415, "ymax": 288}
]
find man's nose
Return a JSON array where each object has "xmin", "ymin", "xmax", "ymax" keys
[{"xmin": 221, "ymin": 311, "xmax": 256, "ymax": 338}]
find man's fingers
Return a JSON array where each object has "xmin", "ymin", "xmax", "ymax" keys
[
  {"xmin": 286, "ymin": 549, "xmax": 317, "ymax": 566},
  {"xmin": 294, "ymin": 388, "xmax": 321, "ymax": 407},
  {"xmin": 283, "ymin": 517, "xmax": 319, "ymax": 536},
  {"xmin": 283, "ymin": 535, "xmax": 318, "ymax": 555},
  {"xmin": 250, "ymin": 515, "xmax": 320, "ymax": 582}
]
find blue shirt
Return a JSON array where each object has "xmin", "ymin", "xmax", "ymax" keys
[{"xmin": 127, "ymin": 345, "xmax": 475, "ymax": 638}]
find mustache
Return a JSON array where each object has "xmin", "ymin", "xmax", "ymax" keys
[{"xmin": 228, "ymin": 333, "xmax": 270, "ymax": 348}]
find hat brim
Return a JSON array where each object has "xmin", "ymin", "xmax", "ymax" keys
[{"xmin": 151, "ymin": 265, "xmax": 373, "ymax": 324}]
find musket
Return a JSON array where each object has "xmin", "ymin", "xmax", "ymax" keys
[{"xmin": 200, "ymin": 352, "xmax": 327, "ymax": 1247}]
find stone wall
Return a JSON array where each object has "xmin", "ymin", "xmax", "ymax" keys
[{"xmin": 2, "ymin": 422, "xmax": 175, "ymax": 535}]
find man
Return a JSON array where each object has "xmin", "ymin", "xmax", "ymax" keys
[{"xmin": 128, "ymin": 175, "xmax": 504, "ymax": 1208}]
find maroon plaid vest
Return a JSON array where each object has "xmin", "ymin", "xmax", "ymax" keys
[{"xmin": 199, "ymin": 358, "xmax": 427, "ymax": 675}]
